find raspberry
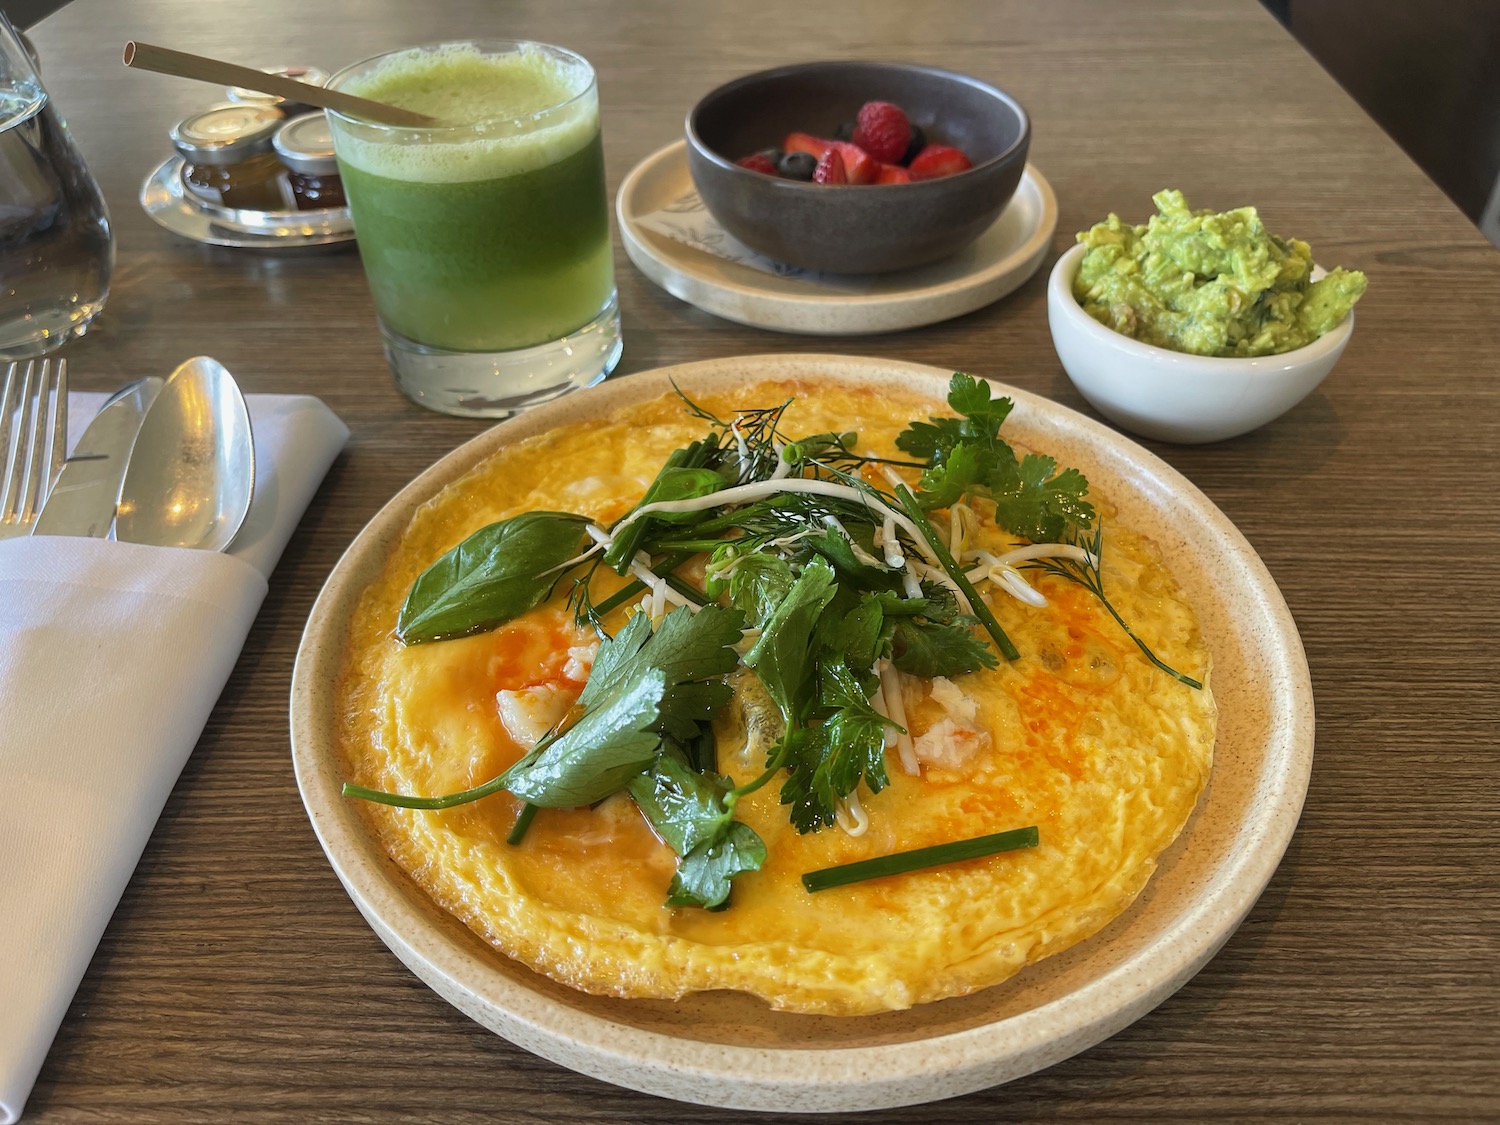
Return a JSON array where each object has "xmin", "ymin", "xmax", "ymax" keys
[
  {"xmin": 735, "ymin": 153, "xmax": 777, "ymax": 175},
  {"xmin": 812, "ymin": 147, "xmax": 848, "ymax": 184},
  {"xmin": 908, "ymin": 144, "xmax": 973, "ymax": 180},
  {"xmin": 852, "ymin": 101, "xmax": 911, "ymax": 165}
]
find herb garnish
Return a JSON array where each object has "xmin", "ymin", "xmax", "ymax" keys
[
  {"xmin": 801, "ymin": 826, "xmax": 1041, "ymax": 892},
  {"xmin": 348, "ymin": 374, "xmax": 1200, "ymax": 910},
  {"xmin": 1024, "ymin": 523, "xmax": 1203, "ymax": 689},
  {"xmin": 396, "ymin": 512, "xmax": 591, "ymax": 644}
]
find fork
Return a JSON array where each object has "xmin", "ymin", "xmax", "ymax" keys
[{"xmin": 0, "ymin": 358, "xmax": 68, "ymax": 539}]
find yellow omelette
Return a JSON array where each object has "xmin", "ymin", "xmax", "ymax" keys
[{"xmin": 336, "ymin": 380, "xmax": 1215, "ymax": 1015}]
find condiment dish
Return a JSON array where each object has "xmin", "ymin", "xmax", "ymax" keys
[
  {"xmin": 1048, "ymin": 244, "xmax": 1354, "ymax": 444},
  {"xmin": 685, "ymin": 62, "xmax": 1029, "ymax": 274}
]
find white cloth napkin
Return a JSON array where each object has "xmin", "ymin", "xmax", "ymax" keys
[{"xmin": 0, "ymin": 393, "xmax": 348, "ymax": 1124}]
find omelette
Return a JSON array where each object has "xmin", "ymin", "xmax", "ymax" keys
[{"xmin": 336, "ymin": 377, "xmax": 1215, "ymax": 1016}]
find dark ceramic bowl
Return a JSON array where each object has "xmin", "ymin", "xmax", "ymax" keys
[{"xmin": 685, "ymin": 61, "xmax": 1030, "ymax": 275}]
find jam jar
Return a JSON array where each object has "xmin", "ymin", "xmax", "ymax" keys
[
  {"xmin": 272, "ymin": 112, "xmax": 345, "ymax": 210},
  {"xmin": 171, "ymin": 104, "xmax": 289, "ymax": 212},
  {"xmin": 226, "ymin": 64, "xmax": 331, "ymax": 118}
]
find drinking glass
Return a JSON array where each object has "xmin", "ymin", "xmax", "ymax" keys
[
  {"xmin": 325, "ymin": 40, "xmax": 622, "ymax": 418},
  {"xmin": 0, "ymin": 14, "xmax": 113, "ymax": 360}
]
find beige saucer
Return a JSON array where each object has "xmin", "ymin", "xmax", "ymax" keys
[
  {"xmin": 616, "ymin": 143, "xmax": 1056, "ymax": 335},
  {"xmin": 290, "ymin": 354, "xmax": 1313, "ymax": 1112}
]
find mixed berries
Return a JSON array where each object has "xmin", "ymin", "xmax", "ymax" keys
[{"xmin": 732, "ymin": 100, "xmax": 973, "ymax": 185}]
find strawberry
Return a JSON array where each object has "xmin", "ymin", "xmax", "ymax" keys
[
  {"xmin": 735, "ymin": 152, "xmax": 777, "ymax": 175},
  {"xmin": 852, "ymin": 101, "xmax": 911, "ymax": 165},
  {"xmin": 783, "ymin": 131, "xmax": 832, "ymax": 158},
  {"xmin": 812, "ymin": 147, "xmax": 847, "ymax": 184},
  {"xmin": 830, "ymin": 141, "xmax": 876, "ymax": 184},
  {"xmin": 783, "ymin": 133, "xmax": 876, "ymax": 184},
  {"xmin": 874, "ymin": 162, "xmax": 913, "ymax": 184},
  {"xmin": 908, "ymin": 144, "xmax": 973, "ymax": 180}
]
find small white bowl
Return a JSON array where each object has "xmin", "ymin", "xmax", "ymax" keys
[{"xmin": 1047, "ymin": 244, "xmax": 1354, "ymax": 443}]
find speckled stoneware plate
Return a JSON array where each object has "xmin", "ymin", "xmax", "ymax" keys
[
  {"xmin": 290, "ymin": 354, "xmax": 1313, "ymax": 1113},
  {"xmin": 617, "ymin": 142, "xmax": 1056, "ymax": 335}
]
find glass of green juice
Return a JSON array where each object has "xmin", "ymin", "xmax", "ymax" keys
[{"xmin": 325, "ymin": 41, "xmax": 621, "ymax": 417}]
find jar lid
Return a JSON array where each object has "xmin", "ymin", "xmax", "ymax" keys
[
  {"xmin": 171, "ymin": 104, "xmax": 284, "ymax": 166},
  {"xmin": 226, "ymin": 65, "xmax": 331, "ymax": 113},
  {"xmin": 273, "ymin": 112, "xmax": 339, "ymax": 176}
]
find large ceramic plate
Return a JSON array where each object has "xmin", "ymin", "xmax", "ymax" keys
[
  {"xmin": 290, "ymin": 354, "xmax": 1313, "ymax": 1112},
  {"xmin": 617, "ymin": 142, "xmax": 1056, "ymax": 335}
]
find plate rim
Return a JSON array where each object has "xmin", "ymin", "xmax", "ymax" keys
[
  {"xmin": 616, "ymin": 142, "xmax": 1057, "ymax": 334},
  {"xmin": 291, "ymin": 353, "xmax": 1313, "ymax": 1111}
]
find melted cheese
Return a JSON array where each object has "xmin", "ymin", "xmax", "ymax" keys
[{"xmin": 336, "ymin": 381, "xmax": 1216, "ymax": 1015}]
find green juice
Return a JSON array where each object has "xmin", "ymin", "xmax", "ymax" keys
[{"xmin": 331, "ymin": 45, "xmax": 615, "ymax": 353}]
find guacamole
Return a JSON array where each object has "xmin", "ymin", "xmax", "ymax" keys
[{"xmin": 1073, "ymin": 189, "xmax": 1367, "ymax": 358}]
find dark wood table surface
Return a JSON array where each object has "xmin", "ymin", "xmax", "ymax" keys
[{"xmin": 21, "ymin": 0, "xmax": 1499, "ymax": 1121}]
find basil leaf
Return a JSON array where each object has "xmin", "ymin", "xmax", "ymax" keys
[
  {"xmin": 666, "ymin": 821, "xmax": 767, "ymax": 909},
  {"xmin": 500, "ymin": 669, "xmax": 665, "ymax": 807},
  {"xmin": 397, "ymin": 511, "xmax": 590, "ymax": 644}
]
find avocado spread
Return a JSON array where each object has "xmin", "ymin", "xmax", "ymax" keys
[{"xmin": 1073, "ymin": 189, "xmax": 1367, "ymax": 358}]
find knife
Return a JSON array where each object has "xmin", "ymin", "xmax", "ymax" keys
[{"xmin": 32, "ymin": 377, "xmax": 164, "ymax": 538}]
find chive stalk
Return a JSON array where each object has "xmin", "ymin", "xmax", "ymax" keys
[
  {"xmin": 506, "ymin": 803, "xmax": 539, "ymax": 844},
  {"xmin": 801, "ymin": 826, "xmax": 1040, "ymax": 892},
  {"xmin": 893, "ymin": 484, "xmax": 1020, "ymax": 662}
]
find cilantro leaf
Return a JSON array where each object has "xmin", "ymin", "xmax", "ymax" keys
[
  {"xmin": 813, "ymin": 588, "xmax": 889, "ymax": 674},
  {"xmin": 947, "ymin": 371, "xmax": 1015, "ymax": 435},
  {"xmin": 743, "ymin": 556, "xmax": 838, "ymax": 724},
  {"xmin": 627, "ymin": 750, "xmax": 734, "ymax": 857},
  {"xmin": 499, "ymin": 669, "xmax": 665, "ymax": 807},
  {"xmin": 985, "ymin": 452, "xmax": 1095, "ymax": 544},
  {"xmin": 912, "ymin": 439, "xmax": 994, "ymax": 510},
  {"xmin": 722, "ymin": 552, "xmax": 796, "ymax": 629},
  {"xmin": 894, "ymin": 372, "xmax": 1012, "ymax": 462},
  {"xmin": 666, "ymin": 822, "xmax": 767, "ymax": 909},
  {"xmin": 581, "ymin": 604, "xmax": 745, "ymax": 743},
  {"xmin": 892, "ymin": 616, "xmax": 998, "ymax": 678},
  {"xmin": 506, "ymin": 605, "xmax": 745, "ymax": 806},
  {"xmin": 397, "ymin": 512, "xmax": 590, "ymax": 644},
  {"xmin": 780, "ymin": 660, "xmax": 891, "ymax": 833},
  {"xmin": 900, "ymin": 374, "xmax": 1095, "ymax": 543}
]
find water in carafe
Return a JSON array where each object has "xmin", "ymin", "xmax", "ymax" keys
[{"xmin": 0, "ymin": 80, "xmax": 112, "ymax": 359}]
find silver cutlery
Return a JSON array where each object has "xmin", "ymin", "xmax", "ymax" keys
[
  {"xmin": 32, "ymin": 376, "xmax": 163, "ymax": 539},
  {"xmin": 114, "ymin": 356, "xmax": 254, "ymax": 552},
  {"xmin": 0, "ymin": 357, "xmax": 67, "ymax": 539}
]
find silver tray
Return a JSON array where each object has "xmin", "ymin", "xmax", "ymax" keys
[{"xmin": 140, "ymin": 155, "xmax": 356, "ymax": 251}]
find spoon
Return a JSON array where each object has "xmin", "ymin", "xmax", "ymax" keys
[{"xmin": 115, "ymin": 357, "xmax": 255, "ymax": 552}]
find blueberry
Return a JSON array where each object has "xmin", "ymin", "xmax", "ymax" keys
[
  {"xmin": 758, "ymin": 147, "xmax": 784, "ymax": 164},
  {"xmin": 777, "ymin": 150, "xmax": 817, "ymax": 180},
  {"xmin": 833, "ymin": 120, "xmax": 855, "ymax": 142},
  {"xmin": 902, "ymin": 124, "xmax": 927, "ymax": 165}
]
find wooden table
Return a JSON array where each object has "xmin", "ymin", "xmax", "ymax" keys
[{"xmin": 21, "ymin": 1, "xmax": 1499, "ymax": 1120}]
